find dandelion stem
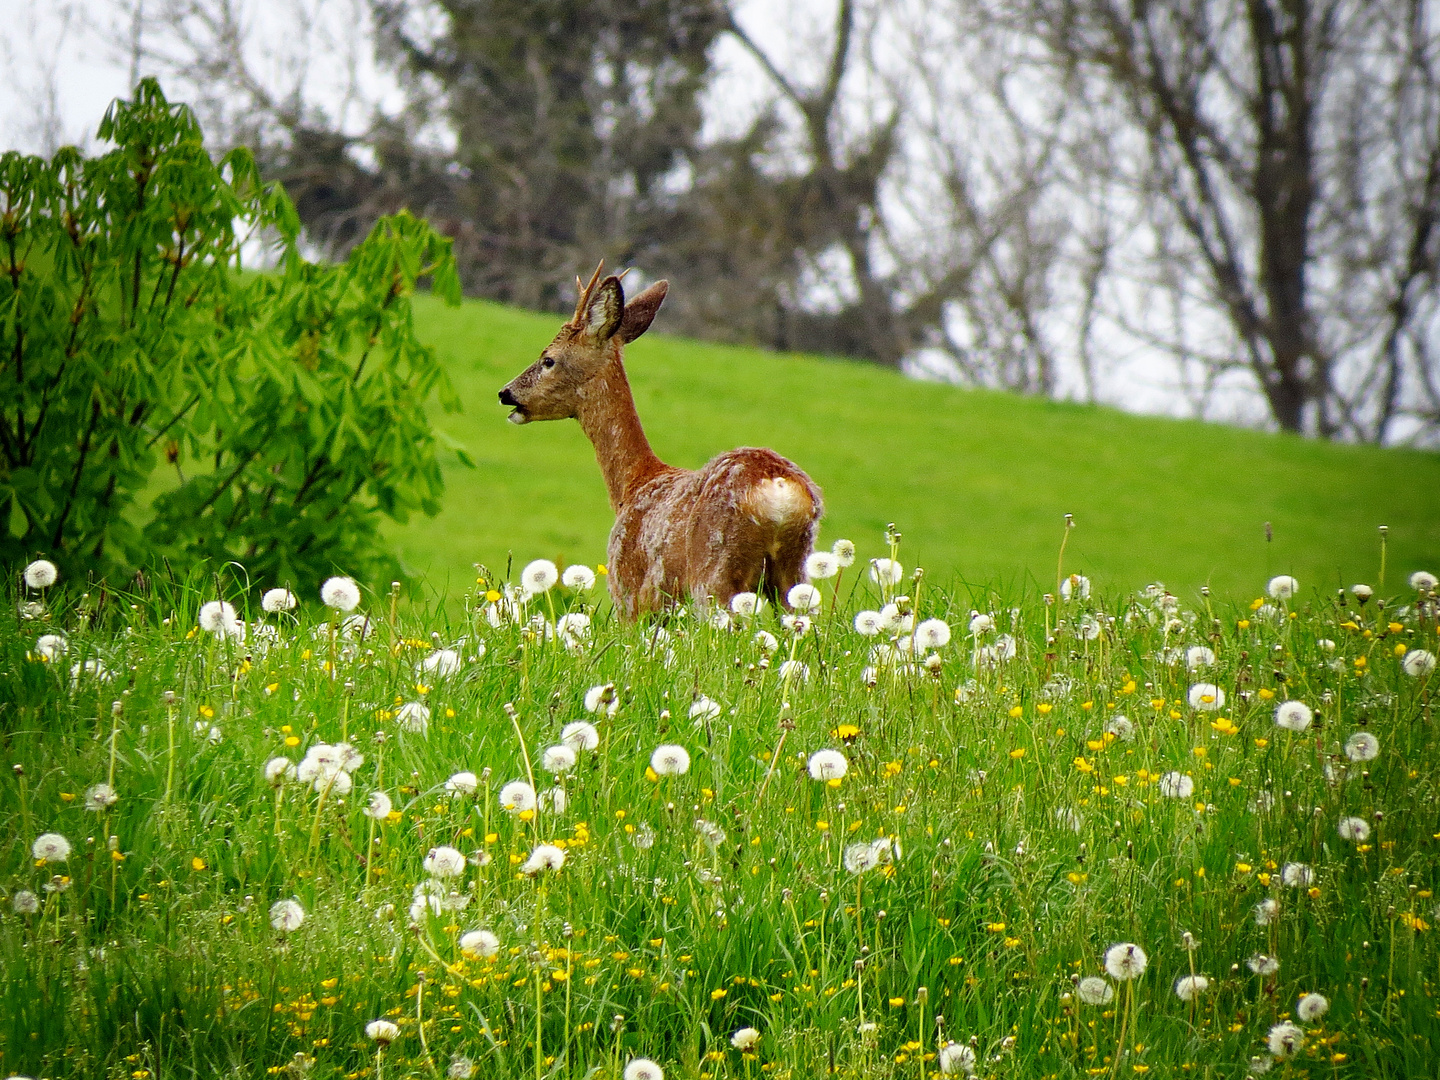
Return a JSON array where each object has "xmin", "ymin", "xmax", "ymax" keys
[
  {"xmin": 1108, "ymin": 979, "xmax": 1133, "ymax": 1080},
  {"xmin": 1056, "ymin": 513, "xmax": 1074, "ymax": 600},
  {"xmin": 163, "ymin": 699, "xmax": 176, "ymax": 806},
  {"xmin": 757, "ymin": 730, "xmax": 788, "ymax": 803}
]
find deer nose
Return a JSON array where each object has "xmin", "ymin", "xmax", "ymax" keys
[{"xmin": 498, "ymin": 387, "xmax": 518, "ymax": 407}]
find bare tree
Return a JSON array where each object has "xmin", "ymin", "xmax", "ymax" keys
[{"xmin": 993, "ymin": 0, "xmax": 1440, "ymax": 442}]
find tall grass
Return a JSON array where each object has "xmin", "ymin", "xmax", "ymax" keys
[{"xmin": 2, "ymin": 548, "xmax": 1437, "ymax": 1080}]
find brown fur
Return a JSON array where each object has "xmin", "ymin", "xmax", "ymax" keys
[{"xmin": 498, "ymin": 264, "xmax": 823, "ymax": 617}]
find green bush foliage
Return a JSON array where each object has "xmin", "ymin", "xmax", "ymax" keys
[{"xmin": 0, "ymin": 80, "xmax": 462, "ymax": 592}]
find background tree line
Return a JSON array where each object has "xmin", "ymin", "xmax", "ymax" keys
[{"xmin": 85, "ymin": 0, "xmax": 1440, "ymax": 444}]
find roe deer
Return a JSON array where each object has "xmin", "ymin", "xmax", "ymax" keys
[{"xmin": 498, "ymin": 263, "xmax": 823, "ymax": 618}]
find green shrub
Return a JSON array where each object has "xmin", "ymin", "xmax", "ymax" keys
[{"xmin": 0, "ymin": 80, "xmax": 462, "ymax": 593}]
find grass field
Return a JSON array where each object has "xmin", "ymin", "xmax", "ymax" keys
[
  {"xmin": 2, "ymin": 561, "xmax": 1438, "ymax": 1079},
  {"xmin": 388, "ymin": 295, "xmax": 1440, "ymax": 606}
]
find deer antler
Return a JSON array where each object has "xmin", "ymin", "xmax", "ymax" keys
[{"xmin": 572, "ymin": 260, "xmax": 607, "ymax": 325}]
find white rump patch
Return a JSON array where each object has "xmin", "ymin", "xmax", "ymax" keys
[{"xmin": 747, "ymin": 477, "xmax": 807, "ymax": 523}]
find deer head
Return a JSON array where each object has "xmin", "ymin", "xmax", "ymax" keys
[{"xmin": 498, "ymin": 263, "xmax": 668, "ymax": 424}]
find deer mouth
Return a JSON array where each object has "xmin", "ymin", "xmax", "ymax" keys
[{"xmin": 498, "ymin": 387, "xmax": 529, "ymax": 424}]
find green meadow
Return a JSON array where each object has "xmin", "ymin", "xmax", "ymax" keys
[{"xmin": 390, "ymin": 295, "xmax": 1440, "ymax": 604}]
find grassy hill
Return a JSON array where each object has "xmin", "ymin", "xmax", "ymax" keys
[{"xmin": 391, "ymin": 293, "xmax": 1440, "ymax": 602}]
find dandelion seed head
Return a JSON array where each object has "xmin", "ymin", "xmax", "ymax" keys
[
  {"xmin": 23, "ymin": 559, "xmax": 58, "ymax": 589},
  {"xmin": 623, "ymin": 1059, "xmax": 663, "ymax": 1080},
  {"xmin": 787, "ymin": 582, "xmax": 822, "ymax": 612},
  {"xmin": 365, "ymin": 791, "xmax": 393, "ymax": 820},
  {"xmin": 424, "ymin": 845, "xmax": 466, "ymax": 878},
  {"xmin": 1060, "ymin": 574, "xmax": 1090, "ymax": 601},
  {"xmin": 320, "ymin": 576, "xmax": 361, "ymax": 612},
  {"xmin": 730, "ymin": 592, "xmax": 760, "ymax": 616},
  {"xmin": 1103, "ymin": 942, "xmax": 1147, "ymax": 980},
  {"xmin": 1267, "ymin": 1021, "xmax": 1303, "ymax": 1059},
  {"xmin": 831, "ymin": 538, "xmax": 856, "ymax": 566},
  {"xmin": 937, "ymin": 1042, "xmax": 976, "ymax": 1075},
  {"xmin": 689, "ymin": 696, "xmax": 722, "ymax": 722},
  {"xmin": 1248, "ymin": 953, "xmax": 1280, "ymax": 975},
  {"xmin": 805, "ymin": 551, "xmax": 839, "ymax": 579},
  {"xmin": 521, "ymin": 559, "xmax": 559, "ymax": 594},
  {"xmin": 1187, "ymin": 683, "xmax": 1226, "ymax": 711},
  {"xmin": 270, "ymin": 898, "xmax": 305, "ymax": 932},
  {"xmin": 1295, "ymin": 992, "xmax": 1329, "ymax": 1022},
  {"xmin": 650, "ymin": 744, "xmax": 691, "ymax": 776},
  {"xmin": 754, "ymin": 629, "xmax": 779, "ymax": 653},
  {"xmin": 808, "ymin": 749, "xmax": 848, "ymax": 781},
  {"xmin": 562, "ymin": 719, "xmax": 601, "ymax": 751},
  {"xmin": 261, "ymin": 588, "xmax": 297, "ymax": 613},
  {"xmin": 366, "ymin": 1019, "xmax": 400, "ymax": 1044},
  {"xmin": 1273, "ymin": 700, "xmax": 1313, "ymax": 731},
  {"xmin": 1174, "ymin": 974, "xmax": 1210, "ymax": 1001},
  {"xmin": 84, "ymin": 783, "xmax": 118, "ymax": 811},
  {"xmin": 542, "ymin": 744, "xmax": 577, "ymax": 774},
  {"xmin": 198, "ymin": 600, "xmax": 239, "ymax": 636},
  {"xmin": 869, "ymin": 558, "xmax": 903, "ymax": 586},
  {"xmin": 1410, "ymin": 570, "xmax": 1438, "ymax": 592},
  {"xmin": 11, "ymin": 890, "xmax": 39, "ymax": 915},
  {"xmin": 522, "ymin": 843, "xmax": 566, "ymax": 875},
  {"xmin": 1185, "ymin": 646, "xmax": 1215, "ymax": 669},
  {"xmin": 1402, "ymin": 649, "xmax": 1436, "ymax": 677},
  {"xmin": 730, "ymin": 1027, "xmax": 761, "ymax": 1051},
  {"xmin": 1158, "ymin": 771, "xmax": 1194, "ymax": 799},
  {"xmin": 1267, "ymin": 575, "xmax": 1299, "ymax": 600},
  {"xmin": 1337, "ymin": 816, "xmax": 1370, "ymax": 842},
  {"xmin": 854, "ymin": 610, "xmax": 883, "ymax": 636},
  {"xmin": 448, "ymin": 1055, "xmax": 476, "ymax": 1079},
  {"xmin": 460, "ymin": 929, "xmax": 500, "ymax": 957},
  {"xmin": 1107, "ymin": 715, "xmax": 1135, "ymax": 741},
  {"xmin": 1344, "ymin": 732, "xmax": 1379, "ymax": 761},
  {"xmin": 499, "ymin": 780, "xmax": 537, "ymax": 813},
  {"xmin": 396, "ymin": 701, "xmax": 431, "ymax": 735},
  {"xmin": 915, "ymin": 618, "xmax": 951, "ymax": 649},
  {"xmin": 1280, "ymin": 862, "xmax": 1314, "ymax": 888},
  {"xmin": 562, "ymin": 564, "xmax": 597, "ymax": 590},
  {"xmin": 1254, "ymin": 898, "xmax": 1279, "ymax": 926},
  {"xmin": 968, "ymin": 612, "xmax": 994, "ymax": 635},
  {"xmin": 1076, "ymin": 976, "xmax": 1113, "ymax": 1005},
  {"xmin": 445, "ymin": 771, "xmax": 479, "ymax": 796},
  {"xmin": 31, "ymin": 833, "xmax": 70, "ymax": 863},
  {"xmin": 844, "ymin": 842, "xmax": 879, "ymax": 874}
]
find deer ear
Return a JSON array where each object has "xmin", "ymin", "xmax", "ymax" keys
[
  {"xmin": 583, "ymin": 276, "xmax": 625, "ymax": 341},
  {"xmin": 618, "ymin": 280, "xmax": 668, "ymax": 344}
]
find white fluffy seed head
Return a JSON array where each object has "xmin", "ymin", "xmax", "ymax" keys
[
  {"xmin": 562, "ymin": 720, "xmax": 601, "ymax": 751},
  {"xmin": 499, "ymin": 780, "xmax": 537, "ymax": 813},
  {"xmin": 1296, "ymin": 992, "xmax": 1329, "ymax": 1022},
  {"xmin": 1344, "ymin": 732, "xmax": 1379, "ymax": 761},
  {"xmin": 730, "ymin": 592, "xmax": 759, "ymax": 616},
  {"xmin": 787, "ymin": 583, "xmax": 822, "ymax": 612},
  {"xmin": 1103, "ymin": 942, "xmax": 1147, "ymax": 980},
  {"xmin": 1409, "ymin": 570, "xmax": 1438, "ymax": 592},
  {"xmin": 854, "ymin": 610, "xmax": 883, "ymax": 636},
  {"xmin": 1076, "ymin": 976, "xmax": 1113, "ymax": 1005},
  {"xmin": 320, "ymin": 576, "xmax": 361, "ymax": 611},
  {"xmin": 23, "ymin": 559, "xmax": 58, "ymax": 589},
  {"xmin": 1267, "ymin": 574, "xmax": 1299, "ymax": 600},
  {"xmin": 542, "ymin": 744, "xmax": 577, "ymax": 774},
  {"xmin": 1273, "ymin": 700, "xmax": 1313, "ymax": 731},
  {"xmin": 869, "ymin": 558, "xmax": 903, "ymax": 586},
  {"xmin": 1402, "ymin": 649, "xmax": 1436, "ymax": 677},
  {"xmin": 1187, "ymin": 683, "xmax": 1226, "ymax": 711},
  {"xmin": 915, "ymin": 618, "xmax": 951, "ymax": 649},
  {"xmin": 831, "ymin": 538, "xmax": 856, "ymax": 567},
  {"xmin": 366, "ymin": 1019, "xmax": 400, "ymax": 1044},
  {"xmin": 521, "ymin": 559, "xmax": 559, "ymax": 594},
  {"xmin": 269, "ymin": 898, "xmax": 305, "ymax": 932},
  {"xmin": 730, "ymin": 1026, "xmax": 761, "ymax": 1050},
  {"xmin": 32, "ymin": 832, "xmax": 71, "ymax": 862},
  {"xmin": 365, "ymin": 791, "xmax": 393, "ymax": 820},
  {"xmin": 808, "ymin": 749, "xmax": 848, "ymax": 781},
  {"xmin": 624, "ymin": 1059, "xmax": 664, "ymax": 1080},
  {"xmin": 1174, "ymin": 974, "xmax": 1210, "ymax": 1001},
  {"xmin": 562, "ymin": 564, "xmax": 596, "ymax": 590},
  {"xmin": 650, "ymin": 744, "xmax": 691, "ymax": 776},
  {"xmin": 261, "ymin": 588, "xmax": 297, "ymax": 612},
  {"xmin": 423, "ymin": 846, "xmax": 466, "ymax": 878},
  {"xmin": 805, "ymin": 551, "xmax": 839, "ymax": 579},
  {"xmin": 445, "ymin": 771, "xmax": 479, "ymax": 796},
  {"xmin": 1158, "ymin": 771, "xmax": 1194, "ymax": 799},
  {"xmin": 521, "ymin": 843, "xmax": 566, "ymax": 875},
  {"xmin": 1337, "ymin": 816, "xmax": 1371, "ymax": 842}
]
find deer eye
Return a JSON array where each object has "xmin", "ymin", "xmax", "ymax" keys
[{"xmin": 542, "ymin": 356, "xmax": 556, "ymax": 369}]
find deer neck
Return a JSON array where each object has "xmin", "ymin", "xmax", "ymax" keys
[{"xmin": 575, "ymin": 355, "xmax": 666, "ymax": 510}]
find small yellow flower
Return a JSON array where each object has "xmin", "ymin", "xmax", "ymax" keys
[
  {"xmin": 1008, "ymin": 706, "xmax": 1024, "ymax": 718},
  {"xmin": 711, "ymin": 988, "xmax": 727, "ymax": 1000},
  {"xmin": 986, "ymin": 922, "xmax": 1007, "ymax": 933},
  {"xmin": 198, "ymin": 704, "xmax": 215, "ymax": 719},
  {"xmin": 889, "ymin": 996, "xmax": 905, "ymax": 1007},
  {"xmin": 1237, "ymin": 619, "xmax": 1250, "ymax": 629},
  {"xmin": 192, "ymin": 857, "xmax": 207, "ymax": 871},
  {"xmin": 285, "ymin": 736, "xmax": 300, "ymax": 747},
  {"xmin": 1254, "ymin": 738, "xmax": 1269, "ymax": 749},
  {"xmin": 597, "ymin": 564, "xmax": 608, "ymax": 575},
  {"xmin": 1037, "ymin": 703, "xmax": 1053, "ymax": 715},
  {"xmin": 1258, "ymin": 688, "xmax": 1275, "ymax": 700},
  {"xmin": 1009, "ymin": 748, "xmax": 1026, "ymax": 760}
]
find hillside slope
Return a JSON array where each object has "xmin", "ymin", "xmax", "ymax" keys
[{"xmin": 390, "ymin": 294, "xmax": 1440, "ymax": 602}]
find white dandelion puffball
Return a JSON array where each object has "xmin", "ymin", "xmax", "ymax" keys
[
  {"xmin": 1174, "ymin": 974, "xmax": 1210, "ymax": 1001},
  {"xmin": 1351, "ymin": 583, "xmax": 1373, "ymax": 600},
  {"xmin": 12, "ymin": 890, "xmax": 40, "ymax": 914},
  {"xmin": 23, "ymin": 559, "xmax": 58, "ymax": 589},
  {"xmin": 1267, "ymin": 1021, "xmax": 1303, "ymax": 1059},
  {"xmin": 808, "ymin": 749, "xmax": 849, "ymax": 781},
  {"xmin": 1107, "ymin": 715, "xmax": 1135, "ymax": 741},
  {"xmin": 730, "ymin": 1026, "xmax": 761, "ymax": 1051},
  {"xmin": 878, "ymin": 603, "xmax": 905, "ymax": 630},
  {"xmin": 31, "ymin": 833, "xmax": 71, "ymax": 862},
  {"xmin": 1185, "ymin": 646, "xmax": 1215, "ymax": 669},
  {"xmin": 1280, "ymin": 862, "xmax": 1314, "ymax": 888},
  {"xmin": 777, "ymin": 659, "xmax": 809, "ymax": 682},
  {"xmin": 915, "ymin": 618, "xmax": 951, "ymax": 649},
  {"xmin": 396, "ymin": 701, "xmax": 431, "ymax": 735},
  {"xmin": 854, "ymin": 610, "xmax": 883, "ymax": 636},
  {"xmin": 1076, "ymin": 976, "xmax": 1113, "ymax": 1005},
  {"xmin": 1076, "ymin": 615, "xmax": 1102, "ymax": 640},
  {"xmin": 1187, "ymin": 683, "xmax": 1225, "ymax": 711},
  {"xmin": 1059, "ymin": 573, "xmax": 1090, "ymax": 601},
  {"xmin": 366, "ymin": 1019, "xmax": 400, "ymax": 1044},
  {"xmin": 460, "ymin": 928, "xmax": 501, "ymax": 957},
  {"xmin": 521, "ymin": 559, "xmax": 559, "ymax": 594},
  {"xmin": 556, "ymin": 611, "xmax": 591, "ymax": 644},
  {"xmin": 1254, "ymin": 898, "xmax": 1279, "ymax": 926},
  {"xmin": 84, "ymin": 783, "xmax": 118, "ymax": 811},
  {"xmin": 365, "ymin": 791, "xmax": 393, "ymax": 820},
  {"xmin": 269, "ymin": 898, "xmax": 305, "ymax": 932},
  {"xmin": 583, "ymin": 683, "xmax": 618, "ymax": 716},
  {"xmin": 754, "ymin": 629, "xmax": 779, "ymax": 653},
  {"xmin": 34, "ymin": 633, "xmax": 67, "ymax": 661},
  {"xmin": 1402, "ymin": 649, "xmax": 1436, "ymax": 677},
  {"xmin": 420, "ymin": 649, "xmax": 463, "ymax": 677},
  {"xmin": 1296, "ymin": 992, "xmax": 1329, "ymax": 1022},
  {"xmin": 831, "ymin": 538, "xmax": 856, "ymax": 566},
  {"xmin": 320, "ymin": 576, "xmax": 361, "ymax": 611},
  {"xmin": 787, "ymin": 582, "xmax": 822, "ymax": 612},
  {"xmin": 521, "ymin": 843, "xmax": 566, "ymax": 874},
  {"xmin": 540, "ymin": 786, "xmax": 567, "ymax": 814},
  {"xmin": 261, "ymin": 588, "xmax": 297, "ymax": 613},
  {"xmin": 624, "ymin": 1059, "xmax": 664, "ymax": 1080},
  {"xmin": 1103, "ymin": 942, "xmax": 1147, "ymax": 980},
  {"xmin": 1158, "ymin": 771, "xmax": 1194, "ymax": 799},
  {"xmin": 445, "ymin": 771, "xmax": 479, "ymax": 796},
  {"xmin": 1248, "ymin": 953, "xmax": 1280, "ymax": 975},
  {"xmin": 1337, "ymin": 816, "xmax": 1371, "ymax": 842},
  {"xmin": 650, "ymin": 744, "xmax": 691, "ymax": 776},
  {"xmin": 1267, "ymin": 574, "xmax": 1299, "ymax": 600},
  {"xmin": 542, "ymin": 744, "xmax": 577, "ymax": 774},
  {"xmin": 843, "ymin": 842, "xmax": 879, "ymax": 874},
  {"xmin": 1344, "ymin": 732, "xmax": 1379, "ymax": 761},
  {"xmin": 448, "ymin": 1055, "xmax": 476, "ymax": 1080},
  {"xmin": 264, "ymin": 757, "xmax": 295, "ymax": 787},
  {"xmin": 424, "ymin": 846, "xmax": 467, "ymax": 878},
  {"xmin": 562, "ymin": 719, "xmax": 601, "ymax": 751},
  {"xmin": 730, "ymin": 592, "xmax": 760, "ymax": 616},
  {"xmin": 1410, "ymin": 570, "xmax": 1438, "ymax": 592},
  {"xmin": 69, "ymin": 659, "xmax": 112, "ymax": 684},
  {"xmin": 198, "ymin": 600, "xmax": 239, "ymax": 635},
  {"xmin": 805, "ymin": 550, "xmax": 840, "ymax": 579},
  {"xmin": 869, "ymin": 558, "xmax": 903, "ymax": 586},
  {"xmin": 968, "ymin": 612, "xmax": 994, "ymax": 635},
  {"xmin": 499, "ymin": 780, "xmax": 537, "ymax": 813},
  {"xmin": 937, "ymin": 1041, "xmax": 976, "ymax": 1075},
  {"xmin": 689, "ymin": 696, "xmax": 722, "ymax": 721},
  {"xmin": 1273, "ymin": 700, "xmax": 1313, "ymax": 732},
  {"xmin": 562, "ymin": 564, "xmax": 596, "ymax": 590}
]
